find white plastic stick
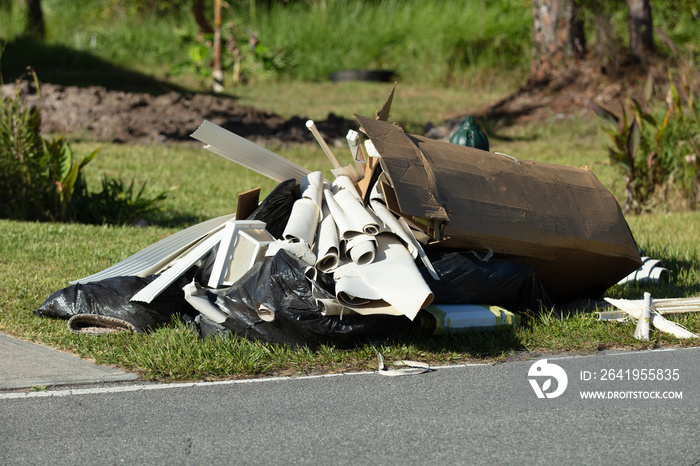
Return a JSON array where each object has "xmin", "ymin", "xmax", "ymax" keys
[
  {"xmin": 633, "ymin": 292, "xmax": 651, "ymax": 340},
  {"xmin": 306, "ymin": 120, "xmax": 340, "ymax": 168}
]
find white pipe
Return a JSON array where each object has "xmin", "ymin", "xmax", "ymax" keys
[{"xmin": 306, "ymin": 120, "xmax": 340, "ymax": 168}]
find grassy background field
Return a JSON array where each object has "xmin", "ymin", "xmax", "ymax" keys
[{"xmin": 1, "ymin": 1, "xmax": 699, "ymax": 381}]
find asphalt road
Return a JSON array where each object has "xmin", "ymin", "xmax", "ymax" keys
[{"xmin": 2, "ymin": 347, "xmax": 699, "ymax": 465}]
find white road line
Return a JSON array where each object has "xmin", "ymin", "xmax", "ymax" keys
[{"xmin": 0, "ymin": 363, "xmax": 490, "ymax": 400}]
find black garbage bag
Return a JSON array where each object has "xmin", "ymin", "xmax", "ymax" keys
[
  {"xmin": 247, "ymin": 178, "xmax": 299, "ymax": 239},
  {"xmin": 420, "ymin": 249, "xmax": 554, "ymax": 312},
  {"xmin": 199, "ymin": 249, "xmax": 408, "ymax": 348},
  {"xmin": 33, "ymin": 274, "xmax": 199, "ymax": 333}
]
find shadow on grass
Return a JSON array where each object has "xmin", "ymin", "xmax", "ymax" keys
[
  {"xmin": 2, "ymin": 36, "xmax": 195, "ymax": 95},
  {"xmin": 145, "ymin": 210, "xmax": 213, "ymax": 229},
  {"xmin": 382, "ymin": 324, "xmax": 526, "ymax": 360}
]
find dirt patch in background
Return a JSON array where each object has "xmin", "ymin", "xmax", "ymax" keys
[
  {"xmin": 5, "ymin": 62, "xmax": 688, "ymax": 145},
  {"xmin": 3, "ymin": 81, "xmax": 356, "ymax": 146}
]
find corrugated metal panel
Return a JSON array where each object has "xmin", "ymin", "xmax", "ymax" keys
[
  {"xmin": 191, "ymin": 121, "xmax": 310, "ymax": 182},
  {"xmin": 71, "ymin": 214, "xmax": 235, "ymax": 284},
  {"xmin": 131, "ymin": 228, "xmax": 226, "ymax": 303}
]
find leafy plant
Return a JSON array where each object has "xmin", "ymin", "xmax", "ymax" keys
[
  {"xmin": 595, "ymin": 70, "xmax": 700, "ymax": 213},
  {"xmin": 79, "ymin": 175, "xmax": 170, "ymax": 226},
  {"xmin": 0, "ymin": 73, "xmax": 169, "ymax": 225},
  {"xmin": 43, "ymin": 136, "xmax": 99, "ymax": 222},
  {"xmin": 0, "ymin": 74, "xmax": 49, "ymax": 219}
]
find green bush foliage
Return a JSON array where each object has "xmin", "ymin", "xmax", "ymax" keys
[
  {"xmin": 0, "ymin": 76, "xmax": 169, "ymax": 225},
  {"xmin": 596, "ymin": 71, "xmax": 700, "ymax": 213}
]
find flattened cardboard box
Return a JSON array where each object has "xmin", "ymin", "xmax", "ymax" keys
[{"xmin": 355, "ymin": 115, "xmax": 642, "ymax": 302}]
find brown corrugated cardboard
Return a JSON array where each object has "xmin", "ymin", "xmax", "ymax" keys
[{"xmin": 355, "ymin": 114, "xmax": 642, "ymax": 302}]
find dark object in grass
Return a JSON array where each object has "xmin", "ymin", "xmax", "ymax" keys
[
  {"xmin": 329, "ymin": 69, "xmax": 396, "ymax": 83},
  {"xmin": 420, "ymin": 249, "xmax": 554, "ymax": 313},
  {"xmin": 34, "ymin": 274, "xmax": 199, "ymax": 333},
  {"xmin": 67, "ymin": 314, "xmax": 139, "ymax": 334}
]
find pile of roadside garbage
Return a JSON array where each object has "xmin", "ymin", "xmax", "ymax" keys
[{"xmin": 34, "ymin": 89, "xmax": 647, "ymax": 347}]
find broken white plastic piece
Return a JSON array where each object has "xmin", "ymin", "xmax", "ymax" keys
[
  {"xmin": 604, "ymin": 296, "xmax": 700, "ymax": 339},
  {"xmin": 346, "ymin": 129, "xmax": 366, "ymax": 174},
  {"xmin": 191, "ymin": 120, "xmax": 310, "ymax": 182},
  {"xmin": 633, "ymin": 292, "xmax": 651, "ymax": 340},
  {"xmin": 364, "ymin": 140, "xmax": 380, "ymax": 158},
  {"xmin": 649, "ymin": 297, "xmax": 700, "ymax": 315},
  {"xmin": 375, "ymin": 349, "xmax": 431, "ymax": 376},
  {"xmin": 132, "ymin": 229, "xmax": 226, "ymax": 303},
  {"xmin": 207, "ymin": 220, "xmax": 271, "ymax": 289},
  {"xmin": 597, "ymin": 309, "xmax": 629, "ymax": 321},
  {"xmin": 71, "ymin": 213, "xmax": 235, "ymax": 284}
]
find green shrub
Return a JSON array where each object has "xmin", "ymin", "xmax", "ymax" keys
[
  {"xmin": 0, "ymin": 75, "xmax": 169, "ymax": 225},
  {"xmin": 595, "ymin": 71, "xmax": 700, "ymax": 213},
  {"xmin": 0, "ymin": 78, "xmax": 50, "ymax": 219},
  {"xmin": 78, "ymin": 176, "xmax": 170, "ymax": 226}
]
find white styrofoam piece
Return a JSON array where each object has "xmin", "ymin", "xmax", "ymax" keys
[
  {"xmin": 131, "ymin": 229, "xmax": 225, "ymax": 303},
  {"xmin": 71, "ymin": 213, "xmax": 236, "ymax": 284},
  {"xmin": 191, "ymin": 120, "xmax": 310, "ymax": 182}
]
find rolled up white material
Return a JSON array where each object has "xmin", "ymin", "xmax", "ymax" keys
[
  {"xmin": 257, "ymin": 304, "xmax": 275, "ymax": 322},
  {"xmin": 333, "ymin": 234, "xmax": 433, "ymax": 320},
  {"xmin": 326, "ymin": 188, "xmax": 380, "ymax": 237},
  {"xmin": 332, "ymin": 175, "xmax": 363, "ymax": 201},
  {"xmin": 283, "ymin": 197, "xmax": 320, "ymax": 247},
  {"xmin": 345, "ymin": 233, "xmax": 377, "ymax": 265},
  {"xmin": 315, "ymin": 211, "xmax": 341, "ymax": 272},
  {"xmin": 301, "ymin": 171, "xmax": 325, "ymax": 209},
  {"xmin": 317, "ymin": 298, "xmax": 348, "ymax": 317}
]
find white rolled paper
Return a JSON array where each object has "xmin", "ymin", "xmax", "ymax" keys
[
  {"xmin": 283, "ymin": 197, "xmax": 320, "ymax": 247},
  {"xmin": 315, "ymin": 212, "xmax": 341, "ymax": 272},
  {"xmin": 332, "ymin": 175, "xmax": 363, "ymax": 201},
  {"xmin": 327, "ymin": 188, "xmax": 380, "ymax": 236},
  {"xmin": 345, "ymin": 233, "xmax": 377, "ymax": 265},
  {"xmin": 301, "ymin": 171, "xmax": 325, "ymax": 209},
  {"xmin": 333, "ymin": 234, "xmax": 433, "ymax": 320},
  {"xmin": 257, "ymin": 304, "xmax": 275, "ymax": 322}
]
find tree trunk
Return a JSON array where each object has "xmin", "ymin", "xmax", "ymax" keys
[
  {"xmin": 26, "ymin": 0, "xmax": 45, "ymax": 39},
  {"xmin": 192, "ymin": 0, "xmax": 213, "ymax": 38},
  {"xmin": 530, "ymin": 0, "xmax": 586, "ymax": 85},
  {"xmin": 627, "ymin": 0, "xmax": 653, "ymax": 64}
]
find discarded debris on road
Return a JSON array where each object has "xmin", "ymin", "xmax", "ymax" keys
[{"xmin": 35, "ymin": 89, "xmax": 647, "ymax": 347}]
